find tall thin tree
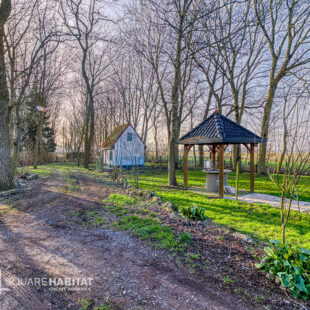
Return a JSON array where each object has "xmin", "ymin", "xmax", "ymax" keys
[{"xmin": 0, "ymin": 0, "xmax": 14, "ymax": 191}]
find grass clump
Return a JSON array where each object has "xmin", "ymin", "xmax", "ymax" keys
[
  {"xmin": 63, "ymin": 172, "xmax": 80, "ymax": 193},
  {"xmin": 94, "ymin": 304, "xmax": 117, "ymax": 310},
  {"xmin": 113, "ymin": 215, "xmax": 188, "ymax": 252},
  {"xmin": 105, "ymin": 193, "xmax": 135, "ymax": 207},
  {"xmin": 78, "ymin": 298, "xmax": 120, "ymax": 310},
  {"xmin": 191, "ymin": 253, "xmax": 202, "ymax": 260},
  {"xmin": 178, "ymin": 232, "xmax": 192, "ymax": 244},
  {"xmin": 18, "ymin": 165, "xmax": 52, "ymax": 179},
  {"xmin": 107, "ymin": 205, "xmax": 128, "ymax": 216},
  {"xmin": 84, "ymin": 211, "xmax": 106, "ymax": 226},
  {"xmin": 222, "ymin": 275, "xmax": 235, "ymax": 285},
  {"xmin": 78, "ymin": 298, "xmax": 94, "ymax": 310},
  {"xmin": 91, "ymin": 216, "xmax": 105, "ymax": 226}
]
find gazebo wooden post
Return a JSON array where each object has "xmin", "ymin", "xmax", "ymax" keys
[
  {"xmin": 219, "ymin": 144, "xmax": 224, "ymax": 198},
  {"xmin": 250, "ymin": 143, "xmax": 255, "ymax": 193},
  {"xmin": 212, "ymin": 145, "xmax": 216, "ymax": 168},
  {"xmin": 183, "ymin": 144, "xmax": 192, "ymax": 190}
]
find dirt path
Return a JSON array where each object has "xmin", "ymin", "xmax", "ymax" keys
[{"xmin": 0, "ymin": 170, "xmax": 260, "ymax": 310}]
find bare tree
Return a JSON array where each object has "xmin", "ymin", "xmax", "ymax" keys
[
  {"xmin": 4, "ymin": 0, "xmax": 61, "ymax": 174},
  {"xmin": 59, "ymin": 0, "xmax": 112, "ymax": 168},
  {"xmin": 194, "ymin": 43, "xmax": 228, "ymax": 168},
  {"xmin": 126, "ymin": 0, "xmax": 200, "ymax": 185},
  {"xmin": 0, "ymin": 0, "xmax": 14, "ymax": 191},
  {"xmin": 268, "ymin": 96, "xmax": 310, "ymax": 244},
  {"xmin": 194, "ymin": 0, "xmax": 265, "ymax": 169},
  {"xmin": 253, "ymin": 0, "xmax": 310, "ymax": 174},
  {"xmin": 32, "ymin": 43, "xmax": 63, "ymax": 168}
]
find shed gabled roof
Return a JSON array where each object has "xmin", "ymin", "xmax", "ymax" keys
[
  {"xmin": 101, "ymin": 123, "xmax": 146, "ymax": 149},
  {"xmin": 178, "ymin": 112, "xmax": 266, "ymax": 145},
  {"xmin": 102, "ymin": 123, "xmax": 130, "ymax": 149}
]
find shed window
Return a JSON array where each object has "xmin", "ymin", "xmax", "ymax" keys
[
  {"xmin": 127, "ymin": 132, "xmax": 133, "ymax": 142},
  {"xmin": 109, "ymin": 151, "xmax": 113, "ymax": 161}
]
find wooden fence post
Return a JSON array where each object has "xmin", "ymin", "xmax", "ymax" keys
[
  {"xmin": 250, "ymin": 143, "xmax": 255, "ymax": 193},
  {"xmin": 219, "ymin": 144, "xmax": 224, "ymax": 198},
  {"xmin": 183, "ymin": 144, "xmax": 191, "ymax": 189}
]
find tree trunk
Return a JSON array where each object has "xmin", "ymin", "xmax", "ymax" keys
[
  {"xmin": 84, "ymin": 105, "xmax": 89, "ymax": 167},
  {"xmin": 232, "ymin": 144, "xmax": 242, "ymax": 172},
  {"xmin": 282, "ymin": 224, "xmax": 286, "ymax": 245},
  {"xmin": 81, "ymin": 45, "xmax": 95, "ymax": 169},
  {"xmin": 258, "ymin": 81, "xmax": 278, "ymax": 174},
  {"xmin": 154, "ymin": 125, "xmax": 159, "ymax": 161},
  {"xmin": 277, "ymin": 107, "xmax": 288, "ymax": 173},
  {"xmin": 198, "ymin": 145, "xmax": 204, "ymax": 168},
  {"xmin": 0, "ymin": 111, "xmax": 14, "ymax": 191},
  {"xmin": 12, "ymin": 104, "xmax": 22, "ymax": 176},
  {"xmin": 168, "ymin": 8, "xmax": 185, "ymax": 186},
  {"xmin": 84, "ymin": 99, "xmax": 94, "ymax": 169},
  {"xmin": 33, "ymin": 112, "xmax": 43, "ymax": 169},
  {"xmin": 235, "ymin": 160, "xmax": 239, "ymax": 200},
  {"xmin": 77, "ymin": 142, "xmax": 82, "ymax": 166},
  {"xmin": 0, "ymin": 1, "xmax": 14, "ymax": 191},
  {"xmin": 168, "ymin": 138, "xmax": 177, "ymax": 185},
  {"xmin": 198, "ymin": 90, "xmax": 212, "ymax": 169},
  {"xmin": 174, "ymin": 143, "xmax": 179, "ymax": 169},
  {"xmin": 232, "ymin": 145, "xmax": 237, "ymax": 170},
  {"xmin": 77, "ymin": 124, "xmax": 85, "ymax": 167}
]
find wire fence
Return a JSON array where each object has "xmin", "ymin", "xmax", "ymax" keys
[{"xmin": 145, "ymin": 154, "xmax": 310, "ymax": 175}]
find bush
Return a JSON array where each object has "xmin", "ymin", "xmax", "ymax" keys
[
  {"xmin": 181, "ymin": 203, "xmax": 207, "ymax": 221},
  {"xmin": 256, "ymin": 240, "xmax": 310, "ymax": 300}
]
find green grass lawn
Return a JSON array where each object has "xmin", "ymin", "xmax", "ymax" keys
[
  {"xmin": 17, "ymin": 163, "xmax": 310, "ymax": 249},
  {"xmin": 18, "ymin": 162, "xmax": 97, "ymax": 178},
  {"xmin": 148, "ymin": 169, "xmax": 310, "ymax": 202},
  {"xmin": 228, "ymin": 171, "xmax": 310, "ymax": 202},
  {"xmin": 128, "ymin": 169, "xmax": 310, "ymax": 249}
]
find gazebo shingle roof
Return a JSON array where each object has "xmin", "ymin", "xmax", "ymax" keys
[{"xmin": 178, "ymin": 112, "xmax": 265, "ymax": 145}]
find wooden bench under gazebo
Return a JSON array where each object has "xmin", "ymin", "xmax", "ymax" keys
[{"xmin": 178, "ymin": 112, "xmax": 266, "ymax": 198}]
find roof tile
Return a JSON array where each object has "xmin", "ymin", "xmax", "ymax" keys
[
  {"xmin": 178, "ymin": 113, "xmax": 265, "ymax": 144},
  {"xmin": 102, "ymin": 123, "xmax": 129, "ymax": 148}
]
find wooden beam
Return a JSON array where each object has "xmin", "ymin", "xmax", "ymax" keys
[
  {"xmin": 219, "ymin": 144, "xmax": 224, "ymax": 198},
  {"xmin": 183, "ymin": 144, "xmax": 192, "ymax": 190},
  {"xmin": 250, "ymin": 143, "xmax": 255, "ymax": 193}
]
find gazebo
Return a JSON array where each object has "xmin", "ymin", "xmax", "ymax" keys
[{"xmin": 178, "ymin": 112, "xmax": 266, "ymax": 198}]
